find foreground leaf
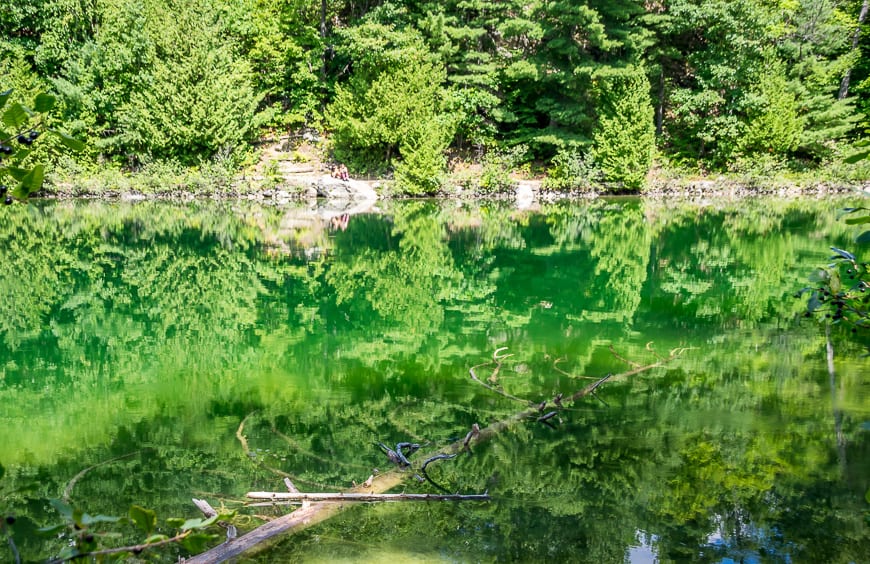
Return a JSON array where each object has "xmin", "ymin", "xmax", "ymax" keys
[
  {"xmin": 34, "ymin": 93, "xmax": 56, "ymax": 113},
  {"xmin": 2, "ymin": 102, "xmax": 30, "ymax": 130},
  {"xmin": 129, "ymin": 505, "xmax": 157, "ymax": 535},
  {"xmin": 49, "ymin": 129, "xmax": 86, "ymax": 152}
]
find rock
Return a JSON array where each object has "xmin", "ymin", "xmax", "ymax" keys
[
  {"xmin": 515, "ymin": 182, "xmax": 537, "ymax": 209},
  {"xmin": 311, "ymin": 175, "xmax": 379, "ymax": 202}
]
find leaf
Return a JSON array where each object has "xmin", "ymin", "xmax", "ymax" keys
[
  {"xmin": 49, "ymin": 499, "xmax": 74, "ymax": 521},
  {"xmin": 2, "ymin": 102, "xmax": 30, "ymax": 130},
  {"xmin": 36, "ymin": 523, "xmax": 67, "ymax": 535},
  {"xmin": 180, "ymin": 532, "xmax": 217, "ymax": 554},
  {"xmin": 4, "ymin": 167, "xmax": 31, "ymax": 182},
  {"xmin": 856, "ymin": 231, "xmax": 870, "ymax": 245},
  {"xmin": 0, "ymin": 89, "xmax": 11, "ymax": 111},
  {"xmin": 181, "ymin": 514, "xmax": 219, "ymax": 531},
  {"xmin": 806, "ymin": 292, "xmax": 822, "ymax": 313},
  {"xmin": 844, "ymin": 216, "xmax": 870, "ymax": 225},
  {"xmin": 129, "ymin": 505, "xmax": 157, "ymax": 535},
  {"xmin": 166, "ymin": 517, "xmax": 186, "ymax": 529},
  {"xmin": 80, "ymin": 513, "xmax": 121, "ymax": 525},
  {"xmin": 55, "ymin": 546, "xmax": 81, "ymax": 560},
  {"xmin": 49, "ymin": 129, "xmax": 86, "ymax": 152},
  {"xmin": 830, "ymin": 247, "xmax": 856, "ymax": 262},
  {"xmin": 808, "ymin": 269, "xmax": 829, "ymax": 284},
  {"xmin": 34, "ymin": 93, "xmax": 56, "ymax": 113},
  {"xmin": 145, "ymin": 534, "xmax": 170, "ymax": 544},
  {"xmin": 20, "ymin": 164, "xmax": 45, "ymax": 195}
]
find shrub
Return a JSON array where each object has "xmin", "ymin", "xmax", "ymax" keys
[{"xmin": 590, "ymin": 66, "xmax": 655, "ymax": 191}]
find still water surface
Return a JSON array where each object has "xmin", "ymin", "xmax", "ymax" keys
[{"xmin": 0, "ymin": 197, "xmax": 868, "ymax": 562}]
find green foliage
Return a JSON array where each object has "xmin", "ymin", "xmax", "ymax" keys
[
  {"xmin": 590, "ymin": 66, "xmax": 655, "ymax": 191},
  {"xmin": 479, "ymin": 144, "xmax": 527, "ymax": 193},
  {"xmin": 0, "ymin": 85, "xmax": 84, "ymax": 200},
  {"xmin": 738, "ymin": 56, "xmax": 804, "ymax": 158},
  {"xmin": 42, "ymin": 0, "xmax": 259, "ymax": 165},
  {"xmin": 801, "ymin": 200, "xmax": 870, "ymax": 342},
  {"xmin": 2, "ymin": 0, "xmax": 869, "ymax": 179},
  {"xmin": 327, "ymin": 23, "xmax": 455, "ymax": 189},
  {"xmin": 542, "ymin": 148, "xmax": 600, "ymax": 191}
]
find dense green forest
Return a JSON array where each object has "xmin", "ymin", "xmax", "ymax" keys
[{"xmin": 2, "ymin": 0, "xmax": 870, "ymax": 192}]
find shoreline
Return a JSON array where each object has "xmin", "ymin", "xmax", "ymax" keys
[{"xmin": 36, "ymin": 174, "xmax": 869, "ymax": 208}]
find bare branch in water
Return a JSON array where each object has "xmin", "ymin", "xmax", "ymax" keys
[
  {"xmin": 62, "ymin": 452, "xmax": 139, "ymax": 503},
  {"xmin": 609, "ymin": 345, "xmax": 642, "ymax": 368}
]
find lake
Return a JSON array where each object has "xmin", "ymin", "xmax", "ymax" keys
[{"xmin": 0, "ymin": 197, "xmax": 868, "ymax": 563}]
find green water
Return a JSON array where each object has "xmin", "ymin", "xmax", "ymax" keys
[{"xmin": 0, "ymin": 197, "xmax": 868, "ymax": 563}]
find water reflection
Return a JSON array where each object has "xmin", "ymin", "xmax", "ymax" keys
[{"xmin": 0, "ymin": 197, "xmax": 867, "ymax": 562}]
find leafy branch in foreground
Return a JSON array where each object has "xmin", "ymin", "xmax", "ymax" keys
[
  {"xmin": 38, "ymin": 498, "xmax": 234, "ymax": 563},
  {"xmin": 0, "ymin": 88, "xmax": 85, "ymax": 202},
  {"xmin": 799, "ymin": 202, "xmax": 870, "ymax": 338}
]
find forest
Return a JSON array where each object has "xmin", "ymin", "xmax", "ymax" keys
[{"xmin": 2, "ymin": 0, "xmax": 870, "ymax": 194}]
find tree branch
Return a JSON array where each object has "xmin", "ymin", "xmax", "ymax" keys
[{"xmin": 245, "ymin": 492, "xmax": 490, "ymax": 503}]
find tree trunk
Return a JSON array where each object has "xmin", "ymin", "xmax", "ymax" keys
[{"xmin": 839, "ymin": 0, "xmax": 869, "ymax": 99}]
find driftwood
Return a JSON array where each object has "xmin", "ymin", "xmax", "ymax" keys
[
  {"xmin": 245, "ymin": 491, "xmax": 491, "ymax": 503},
  {"xmin": 186, "ymin": 348, "xmax": 685, "ymax": 564}
]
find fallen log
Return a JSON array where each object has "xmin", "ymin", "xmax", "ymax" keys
[
  {"xmin": 245, "ymin": 491, "xmax": 491, "ymax": 503},
  {"xmin": 185, "ymin": 349, "xmax": 685, "ymax": 563}
]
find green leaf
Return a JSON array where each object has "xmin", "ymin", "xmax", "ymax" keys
[
  {"xmin": 808, "ymin": 268, "xmax": 830, "ymax": 284},
  {"xmin": 21, "ymin": 164, "xmax": 45, "ymax": 195},
  {"xmin": 4, "ymin": 167, "xmax": 31, "ymax": 182},
  {"xmin": 55, "ymin": 546, "xmax": 81, "ymax": 560},
  {"xmin": 180, "ymin": 532, "xmax": 216, "ymax": 554},
  {"xmin": 129, "ymin": 505, "xmax": 157, "ymax": 535},
  {"xmin": 0, "ymin": 89, "xmax": 11, "ymax": 112},
  {"xmin": 856, "ymin": 231, "xmax": 870, "ymax": 245},
  {"xmin": 37, "ymin": 523, "xmax": 67, "ymax": 535},
  {"xmin": 49, "ymin": 499, "xmax": 74, "ymax": 521},
  {"xmin": 166, "ymin": 518, "xmax": 186, "ymax": 528},
  {"xmin": 80, "ymin": 513, "xmax": 121, "ymax": 525},
  {"xmin": 806, "ymin": 292, "xmax": 822, "ymax": 313},
  {"xmin": 33, "ymin": 93, "xmax": 56, "ymax": 113},
  {"xmin": 144, "ymin": 534, "xmax": 170, "ymax": 544},
  {"xmin": 181, "ymin": 514, "xmax": 219, "ymax": 531},
  {"xmin": 2, "ymin": 102, "xmax": 30, "ymax": 129},
  {"xmin": 49, "ymin": 129, "xmax": 86, "ymax": 152},
  {"xmin": 844, "ymin": 215, "xmax": 870, "ymax": 225}
]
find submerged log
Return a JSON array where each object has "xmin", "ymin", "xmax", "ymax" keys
[{"xmin": 186, "ymin": 350, "xmax": 685, "ymax": 564}]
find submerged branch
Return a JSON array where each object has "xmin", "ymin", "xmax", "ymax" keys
[
  {"xmin": 188, "ymin": 349, "xmax": 685, "ymax": 563},
  {"xmin": 62, "ymin": 452, "xmax": 139, "ymax": 502}
]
